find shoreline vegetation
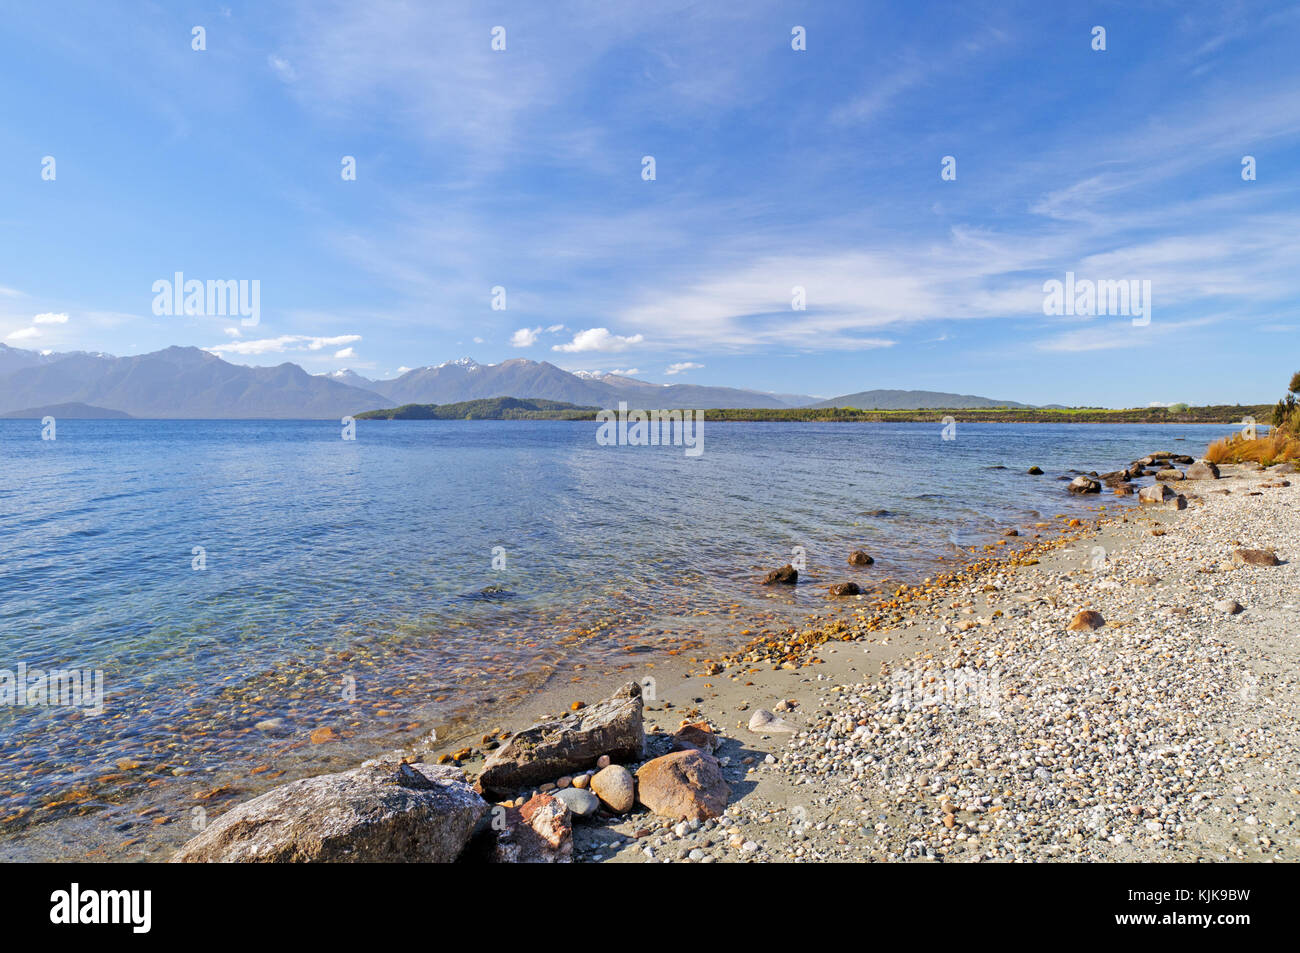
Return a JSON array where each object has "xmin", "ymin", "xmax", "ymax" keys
[
  {"xmin": 354, "ymin": 395, "xmax": 1271, "ymax": 425},
  {"xmin": 167, "ymin": 410, "xmax": 1299, "ymax": 863}
]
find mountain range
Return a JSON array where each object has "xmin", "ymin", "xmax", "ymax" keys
[{"xmin": 0, "ymin": 343, "xmax": 1037, "ymax": 418}]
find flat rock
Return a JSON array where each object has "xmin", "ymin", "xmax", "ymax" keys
[
  {"xmin": 171, "ymin": 761, "xmax": 486, "ymax": 863},
  {"xmin": 476, "ymin": 682, "xmax": 644, "ymax": 797},
  {"xmin": 1186, "ymin": 460, "xmax": 1220, "ymax": 480},
  {"xmin": 748, "ymin": 708, "xmax": 796, "ymax": 733},
  {"xmin": 1232, "ymin": 548, "xmax": 1281, "ymax": 567}
]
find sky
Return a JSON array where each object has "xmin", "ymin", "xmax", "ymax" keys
[{"xmin": 1, "ymin": 0, "xmax": 1298, "ymax": 406}]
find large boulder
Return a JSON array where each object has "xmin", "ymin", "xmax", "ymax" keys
[
  {"xmin": 477, "ymin": 682, "xmax": 644, "ymax": 796},
  {"xmin": 1186, "ymin": 460, "xmax": 1220, "ymax": 480},
  {"xmin": 636, "ymin": 750, "xmax": 730, "ymax": 821},
  {"xmin": 171, "ymin": 761, "xmax": 486, "ymax": 863},
  {"xmin": 1068, "ymin": 476, "xmax": 1101, "ymax": 494}
]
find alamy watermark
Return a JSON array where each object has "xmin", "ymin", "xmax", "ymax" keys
[
  {"xmin": 1042, "ymin": 271, "xmax": 1151, "ymax": 326},
  {"xmin": 1, "ymin": 662, "xmax": 104, "ymax": 715},
  {"xmin": 596, "ymin": 402, "xmax": 704, "ymax": 457},
  {"xmin": 887, "ymin": 666, "xmax": 1001, "ymax": 719},
  {"xmin": 152, "ymin": 272, "xmax": 259, "ymax": 326}
]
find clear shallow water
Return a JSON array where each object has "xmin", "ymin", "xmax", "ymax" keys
[{"xmin": 0, "ymin": 419, "xmax": 1238, "ymax": 857}]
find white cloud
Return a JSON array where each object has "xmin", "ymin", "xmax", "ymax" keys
[
  {"xmin": 223, "ymin": 327, "xmax": 242, "ymax": 337},
  {"xmin": 206, "ymin": 334, "xmax": 361, "ymax": 356},
  {"xmin": 268, "ymin": 55, "xmax": 298, "ymax": 82},
  {"xmin": 665, "ymin": 361, "xmax": 703, "ymax": 375},
  {"xmin": 472, "ymin": 336, "xmax": 485, "ymax": 344},
  {"xmin": 334, "ymin": 347, "xmax": 356, "ymax": 359},
  {"xmin": 5, "ymin": 327, "xmax": 39, "ymax": 341},
  {"xmin": 510, "ymin": 327, "xmax": 541, "ymax": 348},
  {"xmin": 552, "ymin": 327, "xmax": 644, "ymax": 353},
  {"xmin": 33, "ymin": 312, "xmax": 69, "ymax": 324},
  {"xmin": 545, "ymin": 323, "xmax": 566, "ymax": 333}
]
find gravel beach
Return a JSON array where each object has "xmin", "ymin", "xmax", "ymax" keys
[{"xmin": 567, "ymin": 462, "xmax": 1298, "ymax": 863}]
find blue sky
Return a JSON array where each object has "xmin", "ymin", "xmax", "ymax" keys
[{"xmin": 1, "ymin": 0, "xmax": 1298, "ymax": 405}]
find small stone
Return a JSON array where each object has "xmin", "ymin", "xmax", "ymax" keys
[
  {"xmin": 1232, "ymin": 548, "xmax": 1281, "ymax": 567},
  {"xmin": 747, "ymin": 709, "xmax": 796, "ymax": 733},
  {"xmin": 590, "ymin": 764, "xmax": 635, "ymax": 813},
  {"xmin": 1214, "ymin": 599, "xmax": 1244, "ymax": 615},
  {"xmin": 553, "ymin": 787, "xmax": 600, "ymax": 819},
  {"xmin": 1066, "ymin": 610, "xmax": 1105, "ymax": 631}
]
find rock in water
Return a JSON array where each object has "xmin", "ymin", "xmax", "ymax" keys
[
  {"xmin": 1027, "ymin": 466, "xmax": 1044, "ymax": 475},
  {"xmin": 748, "ymin": 708, "xmax": 796, "ymax": 733},
  {"xmin": 1186, "ymin": 460, "xmax": 1220, "ymax": 480},
  {"xmin": 476, "ymin": 682, "xmax": 644, "ymax": 797},
  {"xmin": 762, "ymin": 564, "xmax": 798, "ymax": 585},
  {"xmin": 828, "ymin": 582, "xmax": 861, "ymax": 596},
  {"xmin": 1068, "ymin": 476, "xmax": 1101, "ymax": 494},
  {"xmin": 1066, "ymin": 610, "xmax": 1106, "ymax": 631},
  {"xmin": 847, "ymin": 550, "xmax": 875, "ymax": 566},
  {"xmin": 490, "ymin": 793, "xmax": 573, "ymax": 863},
  {"xmin": 589, "ymin": 764, "xmax": 636, "ymax": 813},
  {"xmin": 1232, "ymin": 549, "xmax": 1281, "ymax": 567},
  {"xmin": 635, "ymin": 750, "xmax": 730, "ymax": 821},
  {"xmin": 171, "ymin": 761, "xmax": 486, "ymax": 863}
]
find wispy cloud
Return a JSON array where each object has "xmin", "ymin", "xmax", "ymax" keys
[{"xmin": 206, "ymin": 334, "xmax": 361, "ymax": 356}]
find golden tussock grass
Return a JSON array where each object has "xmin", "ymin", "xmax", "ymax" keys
[{"xmin": 1204, "ymin": 430, "xmax": 1300, "ymax": 467}]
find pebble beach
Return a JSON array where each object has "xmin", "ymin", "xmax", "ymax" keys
[{"xmin": 562, "ymin": 460, "xmax": 1298, "ymax": 863}]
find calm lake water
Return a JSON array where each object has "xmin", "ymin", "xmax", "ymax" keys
[{"xmin": 0, "ymin": 419, "xmax": 1240, "ymax": 858}]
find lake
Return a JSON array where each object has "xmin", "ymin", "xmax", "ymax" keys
[{"xmin": 0, "ymin": 418, "xmax": 1240, "ymax": 858}]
